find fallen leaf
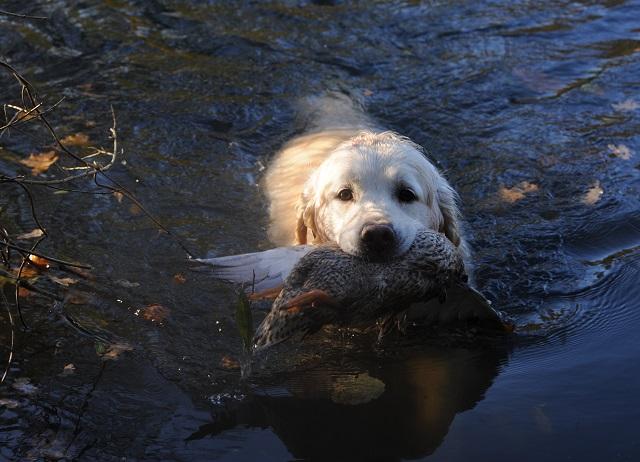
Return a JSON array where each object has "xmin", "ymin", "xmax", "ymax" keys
[
  {"xmin": 60, "ymin": 133, "xmax": 90, "ymax": 146},
  {"xmin": 173, "ymin": 273, "xmax": 186, "ymax": 284},
  {"xmin": 20, "ymin": 151, "xmax": 59, "ymax": 175},
  {"xmin": 220, "ymin": 355, "xmax": 240, "ymax": 370},
  {"xmin": 612, "ymin": 99, "xmax": 639, "ymax": 112},
  {"xmin": 499, "ymin": 181, "xmax": 539, "ymax": 203},
  {"xmin": 64, "ymin": 266, "xmax": 94, "ymax": 280},
  {"xmin": 65, "ymin": 290, "xmax": 92, "ymax": 305},
  {"xmin": 607, "ymin": 143, "xmax": 633, "ymax": 160},
  {"xmin": 129, "ymin": 203, "xmax": 142, "ymax": 215},
  {"xmin": 15, "ymin": 229, "xmax": 44, "ymax": 240},
  {"xmin": 50, "ymin": 276, "xmax": 78, "ymax": 286},
  {"xmin": 17, "ymin": 287, "xmax": 32, "ymax": 298},
  {"xmin": 115, "ymin": 279, "xmax": 140, "ymax": 288},
  {"xmin": 60, "ymin": 363, "xmax": 76, "ymax": 376},
  {"xmin": 13, "ymin": 108, "xmax": 37, "ymax": 123},
  {"xmin": 101, "ymin": 342, "xmax": 133, "ymax": 361},
  {"xmin": 140, "ymin": 304, "xmax": 170, "ymax": 323},
  {"xmin": 28, "ymin": 255, "xmax": 51, "ymax": 269},
  {"xmin": 583, "ymin": 181, "xmax": 603, "ymax": 205},
  {"xmin": 363, "ymin": 89, "xmax": 374, "ymax": 96},
  {"xmin": 113, "ymin": 191, "xmax": 124, "ymax": 203},
  {"xmin": 12, "ymin": 266, "xmax": 39, "ymax": 279},
  {"xmin": 12, "ymin": 377, "xmax": 38, "ymax": 395}
]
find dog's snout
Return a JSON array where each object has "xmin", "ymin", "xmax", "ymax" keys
[{"xmin": 361, "ymin": 223, "xmax": 396, "ymax": 255}]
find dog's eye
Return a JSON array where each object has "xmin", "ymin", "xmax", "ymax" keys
[
  {"xmin": 398, "ymin": 188, "xmax": 417, "ymax": 203},
  {"xmin": 337, "ymin": 188, "xmax": 353, "ymax": 201}
]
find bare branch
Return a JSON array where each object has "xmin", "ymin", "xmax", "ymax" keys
[{"xmin": 0, "ymin": 9, "xmax": 47, "ymax": 20}]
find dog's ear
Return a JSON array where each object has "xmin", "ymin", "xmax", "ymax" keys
[
  {"xmin": 436, "ymin": 182, "xmax": 462, "ymax": 247},
  {"xmin": 295, "ymin": 190, "xmax": 318, "ymax": 245}
]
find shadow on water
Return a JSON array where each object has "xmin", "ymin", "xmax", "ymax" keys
[{"xmin": 188, "ymin": 342, "xmax": 509, "ymax": 461}]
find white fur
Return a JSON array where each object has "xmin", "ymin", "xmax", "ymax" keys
[{"xmin": 263, "ymin": 94, "xmax": 464, "ymax": 259}]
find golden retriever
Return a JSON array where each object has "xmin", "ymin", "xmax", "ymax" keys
[{"xmin": 263, "ymin": 93, "xmax": 463, "ymax": 260}]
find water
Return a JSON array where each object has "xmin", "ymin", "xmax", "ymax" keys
[{"xmin": 1, "ymin": 1, "xmax": 639, "ymax": 460}]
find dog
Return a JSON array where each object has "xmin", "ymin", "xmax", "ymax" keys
[
  {"xmin": 263, "ymin": 93, "xmax": 464, "ymax": 260},
  {"xmin": 198, "ymin": 93, "xmax": 468, "ymax": 293}
]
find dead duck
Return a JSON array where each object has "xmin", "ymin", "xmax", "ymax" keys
[
  {"xmin": 254, "ymin": 230, "xmax": 506, "ymax": 350},
  {"xmin": 197, "ymin": 229, "xmax": 508, "ymax": 352}
]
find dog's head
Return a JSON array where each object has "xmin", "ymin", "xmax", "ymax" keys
[{"xmin": 295, "ymin": 131, "xmax": 462, "ymax": 259}]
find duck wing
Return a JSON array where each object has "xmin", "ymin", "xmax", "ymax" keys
[{"xmin": 194, "ymin": 245, "xmax": 314, "ymax": 293}]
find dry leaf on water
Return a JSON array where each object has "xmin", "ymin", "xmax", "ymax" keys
[
  {"xmin": 65, "ymin": 290, "xmax": 92, "ymax": 305},
  {"xmin": 220, "ymin": 355, "xmax": 240, "ymax": 370},
  {"xmin": 50, "ymin": 276, "xmax": 78, "ymax": 287},
  {"xmin": 582, "ymin": 181, "xmax": 603, "ymax": 205},
  {"xmin": 608, "ymin": 144, "xmax": 633, "ymax": 160},
  {"xmin": 115, "ymin": 279, "xmax": 140, "ymax": 288},
  {"xmin": 60, "ymin": 133, "xmax": 90, "ymax": 146},
  {"xmin": 15, "ymin": 229, "xmax": 44, "ymax": 240},
  {"xmin": 28, "ymin": 255, "xmax": 51, "ymax": 269},
  {"xmin": 17, "ymin": 287, "xmax": 32, "ymax": 298},
  {"xmin": 129, "ymin": 203, "xmax": 142, "ymax": 215},
  {"xmin": 12, "ymin": 266, "xmax": 39, "ymax": 279},
  {"xmin": 60, "ymin": 363, "xmax": 76, "ymax": 376},
  {"xmin": 499, "ymin": 181, "xmax": 539, "ymax": 203},
  {"xmin": 113, "ymin": 191, "xmax": 124, "ymax": 203},
  {"xmin": 140, "ymin": 304, "xmax": 170, "ymax": 323},
  {"xmin": 64, "ymin": 266, "xmax": 94, "ymax": 280},
  {"xmin": 101, "ymin": 342, "xmax": 133, "ymax": 361},
  {"xmin": 20, "ymin": 151, "xmax": 59, "ymax": 175},
  {"xmin": 173, "ymin": 273, "xmax": 186, "ymax": 284}
]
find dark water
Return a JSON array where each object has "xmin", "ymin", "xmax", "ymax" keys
[{"xmin": 1, "ymin": 1, "xmax": 639, "ymax": 460}]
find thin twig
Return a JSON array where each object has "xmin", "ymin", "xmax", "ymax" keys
[
  {"xmin": 0, "ymin": 288, "xmax": 14, "ymax": 384},
  {"xmin": 3, "ymin": 242, "xmax": 93, "ymax": 269},
  {"xmin": 0, "ymin": 9, "xmax": 47, "ymax": 20},
  {"xmin": 0, "ymin": 268, "xmax": 62, "ymax": 301},
  {"xmin": 0, "ymin": 97, "xmax": 65, "ymax": 135},
  {"xmin": 1, "ymin": 61, "xmax": 195, "ymax": 258}
]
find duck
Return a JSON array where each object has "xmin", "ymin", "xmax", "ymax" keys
[{"xmin": 197, "ymin": 229, "xmax": 508, "ymax": 351}]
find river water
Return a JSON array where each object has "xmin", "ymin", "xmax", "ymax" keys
[{"xmin": 1, "ymin": 1, "xmax": 639, "ymax": 460}]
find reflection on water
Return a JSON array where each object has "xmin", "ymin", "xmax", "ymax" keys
[
  {"xmin": 1, "ymin": 0, "xmax": 639, "ymax": 460},
  {"xmin": 190, "ymin": 344, "xmax": 508, "ymax": 461}
]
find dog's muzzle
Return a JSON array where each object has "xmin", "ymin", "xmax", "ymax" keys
[{"xmin": 361, "ymin": 223, "xmax": 396, "ymax": 258}]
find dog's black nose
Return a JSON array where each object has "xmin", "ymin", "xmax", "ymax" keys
[{"xmin": 361, "ymin": 224, "xmax": 396, "ymax": 256}]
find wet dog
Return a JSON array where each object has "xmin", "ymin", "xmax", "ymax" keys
[{"xmin": 263, "ymin": 93, "xmax": 465, "ymax": 262}]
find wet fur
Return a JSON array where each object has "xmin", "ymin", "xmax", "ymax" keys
[{"xmin": 263, "ymin": 94, "xmax": 465, "ymax": 258}]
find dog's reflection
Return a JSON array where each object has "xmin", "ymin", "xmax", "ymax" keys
[{"xmin": 189, "ymin": 343, "xmax": 508, "ymax": 460}]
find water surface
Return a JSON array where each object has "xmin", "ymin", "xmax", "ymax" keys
[{"xmin": 1, "ymin": 1, "xmax": 639, "ymax": 460}]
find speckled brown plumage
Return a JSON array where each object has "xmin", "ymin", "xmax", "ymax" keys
[{"xmin": 253, "ymin": 230, "xmax": 471, "ymax": 350}]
